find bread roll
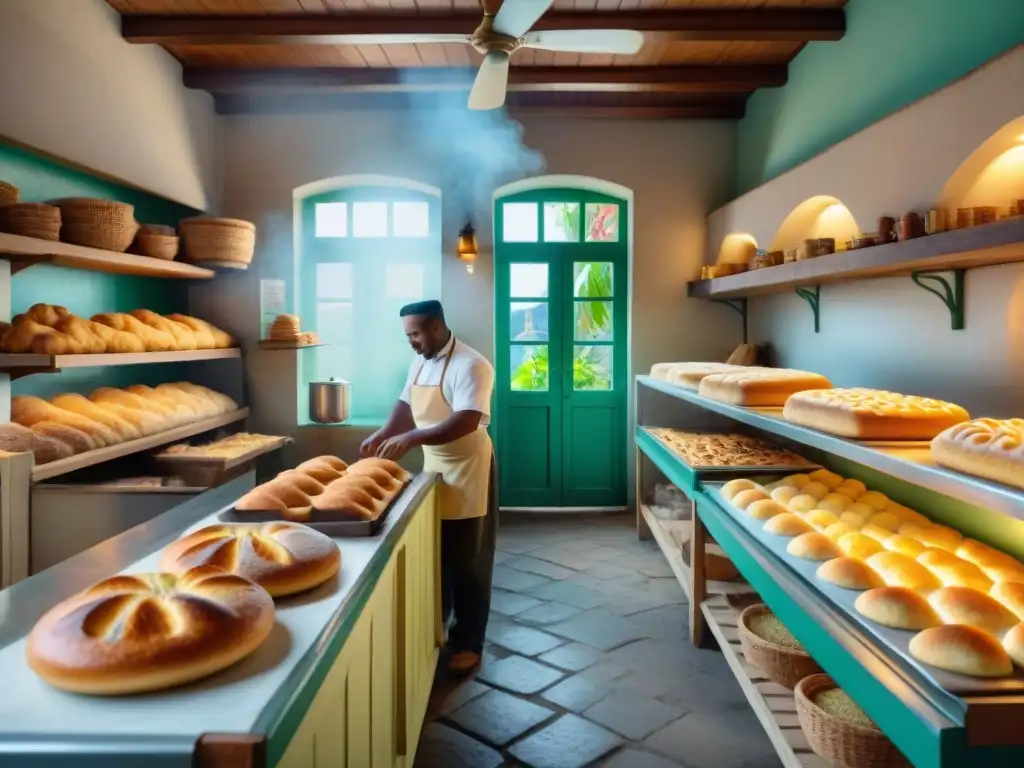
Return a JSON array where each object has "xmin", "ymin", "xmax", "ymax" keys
[
  {"xmin": 805, "ymin": 510, "xmax": 839, "ymax": 531},
  {"xmin": 915, "ymin": 525, "xmax": 962, "ymax": 553},
  {"xmin": 26, "ymin": 567, "xmax": 275, "ymax": 695},
  {"xmin": 91, "ymin": 312, "xmax": 175, "ymax": 352},
  {"xmin": 285, "ymin": 462, "xmax": 345, "ymax": 485},
  {"xmin": 311, "ymin": 483, "xmax": 384, "ymax": 521},
  {"xmin": 855, "ymin": 587, "xmax": 940, "ymax": 630},
  {"xmin": 787, "ymin": 532, "xmax": 840, "ymax": 561},
  {"xmin": 909, "ymin": 625, "xmax": 1012, "ymax": 678},
  {"xmin": 30, "ymin": 420, "xmax": 97, "ymax": 455},
  {"xmin": 931, "ymin": 418, "xmax": 1024, "ymax": 490},
  {"xmin": 859, "ymin": 524, "xmax": 893, "ymax": 543},
  {"xmin": 50, "ymin": 393, "xmax": 142, "ymax": 442},
  {"xmin": 817, "ymin": 493, "xmax": 851, "ymax": 514},
  {"xmin": 837, "ymin": 532, "xmax": 884, "ymax": 560},
  {"xmin": 11, "ymin": 396, "xmax": 119, "ymax": 447},
  {"xmin": 845, "ymin": 502, "xmax": 878, "ymax": 520},
  {"xmin": 824, "ymin": 522, "xmax": 859, "ymax": 541},
  {"xmin": 130, "ymin": 309, "xmax": 198, "ymax": 351},
  {"xmin": 808, "ymin": 468, "xmax": 844, "ymax": 490},
  {"xmin": 729, "ymin": 488, "xmax": 769, "ymax": 510},
  {"xmin": 0, "ymin": 422, "xmax": 35, "ymax": 454},
  {"xmin": 867, "ymin": 551, "xmax": 942, "ymax": 591},
  {"xmin": 745, "ymin": 499, "xmax": 785, "ymax": 521},
  {"xmin": 160, "ymin": 522, "xmax": 340, "ymax": 597},
  {"xmin": 340, "ymin": 463, "xmax": 403, "ymax": 493},
  {"xmin": 801, "ymin": 482, "xmax": 830, "ymax": 501},
  {"xmin": 883, "ymin": 534, "xmax": 927, "ymax": 559},
  {"xmin": 167, "ymin": 314, "xmax": 235, "ymax": 349},
  {"xmin": 24, "ymin": 303, "xmax": 70, "ymax": 327},
  {"xmin": 86, "ymin": 320, "xmax": 146, "ymax": 354},
  {"xmin": 778, "ymin": 473, "xmax": 811, "ymax": 489},
  {"xmin": 274, "ymin": 472, "xmax": 325, "ymax": 498},
  {"xmin": 698, "ymin": 369, "xmax": 833, "ymax": 407},
  {"xmin": 956, "ymin": 540, "xmax": 1024, "ymax": 574},
  {"xmin": 235, "ymin": 477, "xmax": 317, "ymax": 522},
  {"xmin": 928, "ymin": 586, "xmax": 1018, "ymax": 633},
  {"xmin": 297, "ymin": 455, "xmax": 349, "ymax": 474},
  {"xmin": 836, "ymin": 478, "xmax": 867, "ymax": 499},
  {"xmin": 763, "ymin": 512, "xmax": 812, "ymax": 537},
  {"xmin": 787, "ymin": 494, "xmax": 818, "ymax": 514},
  {"xmin": 770, "ymin": 486, "xmax": 800, "ymax": 507},
  {"xmin": 125, "ymin": 385, "xmax": 198, "ymax": 426},
  {"xmin": 917, "ymin": 548, "xmax": 962, "ymax": 569},
  {"xmin": 88, "ymin": 397, "xmax": 167, "ymax": 436},
  {"xmin": 991, "ymin": 582, "xmax": 1024, "ymax": 619},
  {"xmin": 348, "ymin": 457, "xmax": 411, "ymax": 484},
  {"xmin": 1003, "ymin": 622, "xmax": 1024, "ymax": 668},
  {"xmin": 818, "ymin": 557, "xmax": 883, "ymax": 591},
  {"xmin": 868, "ymin": 512, "xmax": 901, "ymax": 531},
  {"xmin": 722, "ymin": 478, "xmax": 761, "ymax": 502}
]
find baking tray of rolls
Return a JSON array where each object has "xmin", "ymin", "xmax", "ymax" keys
[
  {"xmin": 644, "ymin": 427, "xmax": 820, "ymax": 477},
  {"xmin": 704, "ymin": 478, "xmax": 1024, "ymax": 695}
]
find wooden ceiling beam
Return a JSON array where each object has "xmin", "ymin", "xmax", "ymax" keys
[{"xmin": 122, "ymin": 10, "xmax": 845, "ymax": 45}]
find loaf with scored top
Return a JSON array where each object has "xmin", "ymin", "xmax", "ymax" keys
[
  {"xmin": 931, "ymin": 418, "xmax": 1024, "ymax": 490},
  {"xmin": 699, "ymin": 368, "xmax": 833, "ymax": 407}
]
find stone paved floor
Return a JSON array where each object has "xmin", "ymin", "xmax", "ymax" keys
[{"xmin": 414, "ymin": 512, "xmax": 782, "ymax": 768}]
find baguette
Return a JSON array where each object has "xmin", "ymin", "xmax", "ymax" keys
[{"xmin": 11, "ymin": 396, "xmax": 119, "ymax": 447}]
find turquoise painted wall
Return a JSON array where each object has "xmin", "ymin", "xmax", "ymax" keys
[
  {"xmin": 2, "ymin": 140, "xmax": 201, "ymax": 399},
  {"xmin": 735, "ymin": 0, "xmax": 1024, "ymax": 195}
]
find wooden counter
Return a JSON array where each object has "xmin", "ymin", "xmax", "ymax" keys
[{"xmin": 0, "ymin": 473, "xmax": 442, "ymax": 768}]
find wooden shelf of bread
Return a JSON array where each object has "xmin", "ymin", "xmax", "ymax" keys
[
  {"xmin": 688, "ymin": 217, "xmax": 1024, "ymax": 300},
  {"xmin": 0, "ymin": 383, "xmax": 246, "ymax": 481},
  {"xmin": 0, "ymin": 231, "xmax": 215, "ymax": 279},
  {"xmin": 0, "ymin": 304, "xmax": 238, "ymax": 378},
  {"xmin": 155, "ymin": 433, "xmax": 291, "ymax": 471}
]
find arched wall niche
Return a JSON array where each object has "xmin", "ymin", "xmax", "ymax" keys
[
  {"xmin": 937, "ymin": 115, "xmax": 1024, "ymax": 212},
  {"xmin": 715, "ymin": 233, "xmax": 758, "ymax": 265},
  {"xmin": 768, "ymin": 195, "xmax": 860, "ymax": 253}
]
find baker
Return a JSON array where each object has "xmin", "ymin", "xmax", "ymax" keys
[{"xmin": 360, "ymin": 299, "xmax": 497, "ymax": 675}]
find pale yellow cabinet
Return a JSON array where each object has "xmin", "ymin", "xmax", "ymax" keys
[{"xmin": 276, "ymin": 489, "xmax": 440, "ymax": 768}]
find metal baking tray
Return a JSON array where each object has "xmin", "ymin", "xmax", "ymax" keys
[
  {"xmin": 705, "ymin": 478, "xmax": 1024, "ymax": 695},
  {"xmin": 642, "ymin": 427, "xmax": 820, "ymax": 477},
  {"xmin": 219, "ymin": 480, "xmax": 411, "ymax": 537}
]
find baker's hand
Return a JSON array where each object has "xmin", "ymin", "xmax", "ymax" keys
[
  {"xmin": 360, "ymin": 430, "xmax": 385, "ymax": 458},
  {"xmin": 376, "ymin": 432, "xmax": 417, "ymax": 462}
]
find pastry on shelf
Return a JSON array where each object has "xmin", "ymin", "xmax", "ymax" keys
[
  {"xmin": 782, "ymin": 388, "xmax": 969, "ymax": 440},
  {"xmin": 160, "ymin": 522, "xmax": 340, "ymax": 597},
  {"xmin": 698, "ymin": 368, "xmax": 833, "ymax": 407},
  {"xmin": 159, "ymin": 432, "xmax": 286, "ymax": 461},
  {"xmin": 167, "ymin": 313, "xmax": 235, "ymax": 348},
  {"xmin": 266, "ymin": 314, "xmax": 302, "ymax": 342},
  {"xmin": 930, "ymin": 418, "xmax": 1024, "ymax": 490},
  {"xmin": 855, "ymin": 586, "xmax": 940, "ymax": 630},
  {"xmin": 26, "ymin": 566, "xmax": 275, "ymax": 695},
  {"xmin": 909, "ymin": 624, "xmax": 1013, "ymax": 678},
  {"xmin": 647, "ymin": 428, "xmax": 815, "ymax": 469}
]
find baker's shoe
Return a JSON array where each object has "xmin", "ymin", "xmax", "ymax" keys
[{"xmin": 448, "ymin": 651, "xmax": 481, "ymax": 676}]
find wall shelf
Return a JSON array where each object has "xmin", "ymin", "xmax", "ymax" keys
[
  {"xmin": 0, "ymin": 233, "xmax": 216, "ymax": 280},
  {"xmin": 688, "ymin": 218, "xmax": 1024, "ymax": 300},
  {"xmin": 0, "ymin": 348, "xmax": 242, "ymax": 380},
  {"xmin": 31, "ymin": 407, "xmax": 249, "ymax": 482}
]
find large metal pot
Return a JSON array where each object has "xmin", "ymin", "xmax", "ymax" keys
[{"xmin": 308, "ymin": 378, "xmax": 350, "ymax": 424}]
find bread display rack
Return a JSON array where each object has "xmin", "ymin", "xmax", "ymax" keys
[
  {"xmin": 635, "ymin": 375, "xmax": 1024, "ymax": 768},
  {"xmin": 0, "ymin": 348, "xmax": 241, "ymax": 380}
]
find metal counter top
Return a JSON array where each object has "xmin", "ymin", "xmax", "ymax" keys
[{"xmin": 0, "ymin": 472, "xmax": 438, "ymax": 767}]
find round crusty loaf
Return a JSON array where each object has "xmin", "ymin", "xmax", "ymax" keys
[
  {"xmin": 26, "ymin": 566, "xmax": 275, "ymax": 695},
  {"xmin": 160, "ymin": 522, "xmax": 340, "ymax": 597},
  {"xmin": 909, "ymin": 624, "xmax": 1013, "ymax": 678},
  {"xmin": 348, "ymin": 457, "xmax": 411, "ymax": 483}
]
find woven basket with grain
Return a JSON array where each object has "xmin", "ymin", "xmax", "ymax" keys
[
  {"xmin": 0, "ymin": 181, "xmax": 19, "ymax": 205},
  {"xmin": 180, "ymin": 217, "xmax": 256, "ymax": 269},
  {"xmin": 738, "ymin": 604, "xmax": 822, "ymax": 689},
  {"xmin": 52, "ymin": 198, "xmax": 138, "ymax": 253},
  {"xmin": 796, "ymin": 675, "xmax": 910, "ymax": 768},
  {"xmin": 0, "ymin": 203, "xmax": 61, "ymax": 241}
]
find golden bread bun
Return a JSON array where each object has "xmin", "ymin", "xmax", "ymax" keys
[
  {"xmin": 160, "ymin": 522, "xmax": 340, "ymax": 597},
  {"xmin": 928, "ymin": 586, "xmax": 1018, "ymax": 634},
  {"xmin": 746, "ymin": 499, "xmax": 786, "ymax": 521},
  {"xmin": 839, "ymin": 511, "xmax": 867, "ymax": 529},
  {"xmin": 857, "ymin": 491, "xmax": 890, "ymax": 511},
  {"xmin": 824, "ymin": 522, "xmax": 859, "ymax": 541},
  {"xmin": 788, "ymin": 494, "xmax": 818, "ymax": 513},
  {"xmin": 235, "ymin": 477, "xmax": 316, "ymax": 521},
  {"xmin": 916, "ymin": 525, "xmax": 962, "ymax": 553},
  {"xmin": 787, "ymin": 532, "xmax": 841, "ymax": 561},
  {"xmin": 837, "ymin": 532, "xmax": 883, "ymax": 560},
  {"xmin": 312, "ymin": 482, "xmax": 384, "ymax": 520},
  {"xmin": 845, "ymin": 502, "xmax": 876, "ymax": 520},
  {"xmin": 722, "ymin": 478, "xmax": 761, "ymax": 502},
  {"xmin": 296, "ymin": 455, "xmax": 349, "ymax": 474},
  {"xmin": 808, "ymin": 468, "xmax": 844, "ymax": 490},
  {"xmin": 281, "ymin": 464, "xmax": 344, "ymax": 485},
  {"xmin": 836, "ymin": 478, "xmax": 867, "ymax": 499},
  {"xmin": 817, "ymin": 493, "xmax": 851, "ymax": 514},
  {"xmin": 855, "ymin": 587, "xmax": 940, "ymax": 630},
  {"xmin": 1003, "ymin": 623, "xmax": 1024, "ymax": 668},
  {"xmin": 763, "ymin": 512, "xmax": 813, "ymax": 537},
  {"xmin": 991, "ymin": 582, "xmax": 1024, "ymax": 620},
  {"xmin": 883, "ymin": 534, "xmax": 927, "ymax": 559},
  {"xmin": 891, "ymin": 505, "xmax": 930, "ymax": 527},
  {"xmin": 917, "ymin": 548, "xmax": 962, "ymax": 569},
  {"xmin": 868, "ymin": 512, "xmax": 901, "ymax": 531},
  {"xmin": 956, "ymin": 540, "xmax": 1024, "ymax": 574},
  {"xmin": 801, "ymin": 481, "xmax": 830, "ymax": 501},
  {"xmin": 779, "ymin": 473, "xmax": 810, "ymax": 489},
  {"xmin": 867, "ymin": 551, "xmax": 942, "ymax": 591},
  {"xmin": 909, "ymin": 625, "xmax": 1012, "ymax": 678},
  {"xmin": 804, "ymin": 509, "xmax": 840, "ymax": 531},
  {"xmin": 930, "ymin": 561, "xmax": 992, "ymax": 593},
  {"xmin": 349, "ymin": 457, "xmax": 412, "ymax": 483},
  {"xmin": 817, "ymin": 557, "xmax": 883, "ymax": 591},
  {"xmin": 731, "ymin": 488, "xmax": 770, "ymax": 510},
  {"xmin": 26, "ymin": 567, "xmax": 275, "ymax": 695},
  {"xmin": 770, "ymin": 486, "xmax": 800, "ymax": 506},
  {"xmin": 344, "ymin": 464, "xmax": 403, "ymax": 494},
  {"xmin": 859, "ymin": 524, "xmax": 893, "ymax": 543}
]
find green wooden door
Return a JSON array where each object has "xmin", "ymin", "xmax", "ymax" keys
[{"xmin": 494, "ymin": 189, "xmax": 628, "ymax": 508}]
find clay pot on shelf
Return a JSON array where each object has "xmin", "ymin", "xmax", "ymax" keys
[
  {"xmin": 877, "ymin": 216, "xmax": 897, "ymax": 243},
  {"xmin": 898, "ymin": 212, "xmax": 925, "ymax": 241}
]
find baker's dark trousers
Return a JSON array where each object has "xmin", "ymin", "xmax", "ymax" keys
[{"xmin": 440, "ymin": 454, "xmax": 499, "ymax": 654}]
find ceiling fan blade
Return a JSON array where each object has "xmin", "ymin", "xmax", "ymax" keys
[
  {"xmin": 336, "ymin": 33, "xmax": 470, "ymax": 45},
  {"xmin": 492, "ymin": 0, "xmax": 553, "ymax": 39},
  {"xmin": 468, "ymin": 52, "xmax": 510, "ymax": 111},
  {"xmin": 522, "ymin": 29, "xmax": 645, "ymax": 55}
]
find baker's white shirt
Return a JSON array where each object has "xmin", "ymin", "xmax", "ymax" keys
[{"xmin": 399, "ymin": 334, "xmax": 494, "ymax": 428}]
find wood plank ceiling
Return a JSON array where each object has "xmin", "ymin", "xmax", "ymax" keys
[{"xmin": 108, "ymin": 0, "xmax": 848, "ymax": 118}]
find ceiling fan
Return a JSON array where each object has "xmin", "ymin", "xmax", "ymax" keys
[{"xmin": 357, "ymin": 0, "xmax": 645, "ymax": 111}]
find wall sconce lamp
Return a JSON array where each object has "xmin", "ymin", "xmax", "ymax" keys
[{"xmin": 457, "ymin": 222, "xmax": 478, "ymax": 274}]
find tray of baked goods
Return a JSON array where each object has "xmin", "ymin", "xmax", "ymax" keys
[
  {"xmin": 644, "ymin": 427, "xmax": 818, "ymax": 477},
  {"xmin": 155, "ymin": 432, "xmax": 292, "ymax": 470},
  {"xmin": 221, "ymin": 455, "xmax": 412, "ymax": 536},
  {"xmin": 706, "ymin": 469, "xmax": 1024, "ymax": 694}
]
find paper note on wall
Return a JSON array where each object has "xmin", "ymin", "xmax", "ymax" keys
[{"xmin": 259, "ymin": 279, "xmax": 286, "ymax": 339}]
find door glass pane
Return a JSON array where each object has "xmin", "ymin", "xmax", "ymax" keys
[
  {"xmin": 574, "ymin": 302, "xmax": 613, "ymax": 342},
  {"xmin": 385, "ymin": 263, "xmax": 425, "ymax": 299},
  {"xmin": 510, "ymin": 345, "xmax": 549, "ymax": 391},
  {"xmin": 510, "ymin": 302, "xmax": 548, "ymax": 341},
  {"xmin": 543, "ymin": 202, "xmax": 579, "ymax": 242},
  {"xmin": 510, "ymin": 263, "xmax": 548, "ymax": 298},
  {"xmin": 585, "ymin": 203, "xmax": 620, "ymax": 243},
  {"xmin": 316, "ymin": 302, "xmax": 354, "ymax": 345},
  {"xmin": 315, "ymin": 202, "xmax": 348, "ymax": 238},
  {"xmin": 574, "ymin": 345, "xmax": 612, "ymax": 390},
  {"xmin": 392, "ymin": 201, "xmax": 430, "ymax": 237},
  {"xmin": 573, "ymin": 262, "xmax": 613, "ymax": 298},
  {"xmin": 353, "ymin": 202, "xmax": 388, "ymax": 238},
  {"xmin": 503, "ymin": 203, "xmax": 539, "ymax": 242},
  {"xmin": 317, "ymin": 262, "xmax": 354, "ymax": 299}
]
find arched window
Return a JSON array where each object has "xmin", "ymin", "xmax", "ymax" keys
[{"xmin": 296, "ymin": 175, "xmax": 442, "ymax": 422}]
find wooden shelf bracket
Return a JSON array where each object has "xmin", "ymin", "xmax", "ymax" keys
[
  {"xmin": 911, "ymin": 269, "xmax": 965, "ymax": 331},
  {"xmin": 711, "ymin": 298, "xmax": 748, "ymax": 344},
  {"xmin": 794, "ymin": 285, "xmax": 821, "ymax": 333}
]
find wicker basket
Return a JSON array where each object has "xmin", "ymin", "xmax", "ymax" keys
[
  {"xmin": 131, "ymin": 232, "xmax": 179, "ymax": 261},
  {"xmin": 180, "ymin": 216, "xmax": 256, "ymax": 269},
  {"xmin": 0, "ymin": 181, "xmax": 19, "ymax": 205},
  {"xmin": 52, "ymin": 198, "xmax": 137, "ymax": 252},
  {"xmin": 795, "ymin": 675, "xmax": 910, "ymax": 768},
  {"xmin": 138, "ymin": 223, "xmax": 176, "ymax": 236},
  {"xmin": 738, "ymin": 604, "xmax": 822, "ymax": 689},
  {"xmin": 0, "ymin": 203, "xmax": 61, "ymax": 241}
]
